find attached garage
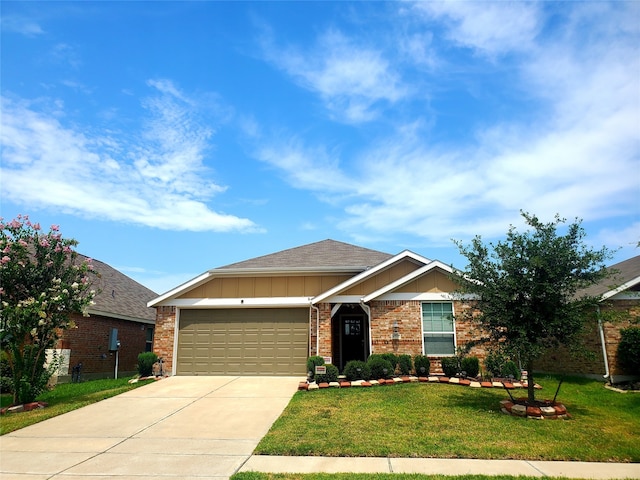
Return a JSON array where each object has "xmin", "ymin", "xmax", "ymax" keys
[{"xmin": 177, "ymin": 308, "xmax": 309, "ymax": 376}]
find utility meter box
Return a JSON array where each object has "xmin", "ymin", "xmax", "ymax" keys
[{"xmin": 108, "ymin": 328, "xmax": 120, "ymax": 352}]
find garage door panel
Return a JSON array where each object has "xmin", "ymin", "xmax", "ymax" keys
[{"xmin": 177, "ymin": 308, "xmax": 308, "ymax": 376}]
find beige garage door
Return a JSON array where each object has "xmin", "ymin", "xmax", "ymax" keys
[{"xmin": 177, "ymin": 308, "xmax": 309, "ymax": 376}]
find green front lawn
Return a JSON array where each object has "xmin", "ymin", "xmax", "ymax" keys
[
  {"xmin": 0, "ymin": 377, "xmax": 153, "ymax": 435},
  {"xmin": 255, "ymin": 375, "xmax": 640, "ymax": 462}
]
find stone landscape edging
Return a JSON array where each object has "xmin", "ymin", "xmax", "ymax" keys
[
  {"xmin": 297, "ymin": 375, "xmax": 570, "ymax": 420},
  {"xmin": 298, "ymin": 375, "xmax": 541, "ymax": 391}
]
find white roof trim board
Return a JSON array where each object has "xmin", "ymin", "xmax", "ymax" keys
[
  {"xmin": 601, "ymin": 275, "xmax": 640, "ymax": 301},
  {"xmin": 361, "ymin": 260, "xmax": 453, "ymax": 303},
  {"xmin": 311, "ymin": 250, "xmax": 431, "ymax": 304},
  {"xmin": 148, "ymin": 271, "xmax": 214, "ymax": 307}
]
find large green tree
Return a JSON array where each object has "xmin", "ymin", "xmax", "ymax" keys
[
  {"xmin": 0, "ymin": 215, "xmax": 97, "ymax": 404},
  {"xmin": 452, "ymin": 212, "xmax": 613, "ymax": 404}
]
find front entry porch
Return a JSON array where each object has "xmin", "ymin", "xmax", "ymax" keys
[{"xmin": 331, "ymin": 304, "xmax": 370, "ymax": 371}]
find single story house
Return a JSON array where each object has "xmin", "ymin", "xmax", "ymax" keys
[
  {"xmin": 52, "ymin": 256, "xmax": 158, "ymax": 382},
  {"xmin": 149, "ymin": 239, "xmax": 484, "ymax": 376},
  {"xmin": 537, "ymin": 255, "xmax": 640, "ymax": 381}
]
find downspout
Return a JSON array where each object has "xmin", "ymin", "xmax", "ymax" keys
[
  {"xmin": 360, "ymin": 300, "xmax": 372, "ymax": 357},
  {"xmin": 597, "ymin": 305, "xmax": 613, "ymax": 384},
  {"xmin": 311, "ymin": 303, "xmax": 320, "ymax": 357}
]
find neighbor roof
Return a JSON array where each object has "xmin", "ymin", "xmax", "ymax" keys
[
  {"xmin": 86, "ymin": 255, "xmax": 158, "ymax": 323},
  {"xmin": 218, "ymin": 239, "xmax": 393, "ymax": 271},
  {"xmin": 580, "ymin": 255, "xmax": 640, "ymax": 300}
]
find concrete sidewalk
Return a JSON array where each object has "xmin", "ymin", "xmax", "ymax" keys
[{"xmin": 241, "ymin": 455, "xmax": 640, "ymax": 478}]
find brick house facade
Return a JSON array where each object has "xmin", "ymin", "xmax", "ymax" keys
[
  {"xmin": 52, "ymin": 256, "xmax": 157, "ymax": 382},
  {"xmin": 150, "ymin": 241, "xmax": 638, "ymax": 380}
]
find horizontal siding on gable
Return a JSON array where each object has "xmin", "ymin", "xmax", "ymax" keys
[
  {"xmin": 178, "ymin": 274, "xmax": 353, "ymax": 299},
  {"xmin": 344, "ymin": 260, "xmax": 422, "ymax": 295}
]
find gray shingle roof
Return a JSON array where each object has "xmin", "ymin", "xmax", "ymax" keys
[
  {"xmin": 581, "ymin": 255, "xmax": 640, "ymax": 298},
  {"xmin": 83, "ymin": 255, "xmax": 158, "ymax": 322},
  {"xmin": 218, "ymin": 239, "xmax": 393, "ymax": 271}
]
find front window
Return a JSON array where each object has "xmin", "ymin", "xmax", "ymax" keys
[
  {"xmin": 422, "ymin": 302, "xmax": 455, "ymax": 356},
  {"xmin": 145, "ymin": 326, "xmax": 154, "ymax": 352}
]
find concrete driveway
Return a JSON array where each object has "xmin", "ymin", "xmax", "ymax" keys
[{"xmin": 0, "ymin": 376, "xmax": 301, "ymax": 479}]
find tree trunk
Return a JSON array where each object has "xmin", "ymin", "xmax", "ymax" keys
[{"xmin": 527, "ymin": 358, "xmax": 536, "ymax": 404}]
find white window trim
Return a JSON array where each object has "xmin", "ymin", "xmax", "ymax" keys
[{"xmin": 421, "ymin": 301, "xmax": 457, "ymax": 357}]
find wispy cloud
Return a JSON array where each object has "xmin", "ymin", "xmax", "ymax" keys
[
  {"xmin": 255, "ymin": 2, "xmax": 639, "ymax": 247},
  {"xmin": 1, "ymin": 14, "xmax": 45, "ymax": 37},
  {"xmin": 0, "ymin": 81, "xmax": 260, "ymax": 233},
  {"xmin": 262, "ymin": 29, "xmax": 407, "ymax": 123}
]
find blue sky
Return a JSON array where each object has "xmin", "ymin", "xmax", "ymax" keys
[{"xmin": 1, "ymin": 1, "xmax": 639, "ymax": 295}]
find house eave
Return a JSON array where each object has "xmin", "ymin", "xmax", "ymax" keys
[{"xmin": 87, "ymin": 309, "xmax": 155, "ymax": 325}]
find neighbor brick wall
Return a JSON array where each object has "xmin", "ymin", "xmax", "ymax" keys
[
  {"xmin": 537, "ymin": 300, "xmax": 640, "ymax": 377},
  {"xmin": 59, "ymin": 313, "xmax": 150, "ymax": 378},
  {"xmin": 152, "ymin": 306, "xmax": 177, "ymax": 374}
]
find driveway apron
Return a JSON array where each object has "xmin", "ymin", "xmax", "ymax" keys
[{"xmin": 0, "ymin": 376, "xmax": 301, "ymax": 480}]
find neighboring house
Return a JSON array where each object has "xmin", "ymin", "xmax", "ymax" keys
[
  {"xmin": 52, "ymin": 256, "xmax": 158, "ymax": 382},
  {"xmin": 149, "ymin": 239, "xmax": 484, "ymax": 377},
  {"xmin": 537, "ymin": 255, "xmax": 640, "ymax": 381}
]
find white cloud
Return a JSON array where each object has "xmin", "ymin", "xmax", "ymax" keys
[
  {"xmin": 0, "ymin": 82, "xmax": 260, "ymax": 233},
  {"xmin": 263, "ymin": 29, "xmax": 407, "ymax": 123},
  {"xmin": 1, "ymin": 15, "xmax": 45, "ymax": 36},
  {"xmin": 257, "ymin": 2, "xmax": 639, "ymax": 246},
  {"xmin": 414, "ymin": 2, "xmax": 542, "ymax": 56}
]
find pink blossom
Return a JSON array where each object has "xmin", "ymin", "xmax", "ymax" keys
[
  {"xmin": 18, "ymin": 239, "xmax": 28, "ymax": 247},
  {"xmin": 1, "ymin": 256, "xmax": 10, "ymax": 264},
  {"xmin": 63, "ymin": 246, "xmax": 72, "ymax": 254},
  {"xmin": 54, "ymin": 244, "xmax": 62, "ymax": 253},
  {"xmin": 51, "ymin": 224, "xmax": 60, "ymax": 231},
  {"xmin": 39, "ymin": 238, "xmax": 50, "ymax": 247},
  {"xmin": 33, "ymin": 223, "xmax": 41, "ymax": 230},
  {"xmin": 3, "ymin": 245, "xmax": 11, "ymax": 253},
  {"xmin": 10, "ymin": 219, "xmax": 21, "ymax": 229}
]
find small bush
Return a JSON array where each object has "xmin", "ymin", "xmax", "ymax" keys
[
  {"xmin": 618, "ymin": 327, "xmax": 640, "ymax": 375},
  {"xmin": 502, "ymin": 360, "xmax": 521, "ymax": 380},
  {"xmin": 315, "ymin": 364, "xmax": 339, "ymax": 383},
  {"xmin": 413, "ymin": 354, "xmax": 430, "ymax": 376},
  {"xmin": 380, "ymin": 353, "xmax": 398, "ymax": 372},
  {"xmin": 0, "ymin": 351, "xmax": 13, "ymax": 394},
  {"xmin": 306, "ymin": 356, "xmax": 325, "ymax": 381},
  {"xmin": 483, "ymin": 350, "xmax": 506, "ymax": 378},
  {"xmin": 137, "ymin": 352, "xmax": 158, "ymax": 377},
  {"xmin": 343, "ymin": 360, "xmax": 371, "ymax": 381},
  {"xmin": 441, "ymin": 357, "xmax": 459, "ymax": 377},
  {"xmin": 460, "ymin": 356, "xmax": 480, "ymax": 378},
  {"xmin": 398, "ymin": 354, "xmax": 412, "ymax": 375},
  {"xmin": 367, "ymin": 356, "xmax": 394, "ymax": 379}
]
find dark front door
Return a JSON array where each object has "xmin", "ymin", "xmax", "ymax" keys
[{"xmin": 340, "ymin": 314, "xmax": 367, "ymax": 369}]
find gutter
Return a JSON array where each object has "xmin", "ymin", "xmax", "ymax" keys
[
  {"xmin": 597, "ymin": 305, "xmax": 613, "ymax": 384},
  {"xmin": 311, "ymin": 303, "xmax": 320, "ymax": 358}
]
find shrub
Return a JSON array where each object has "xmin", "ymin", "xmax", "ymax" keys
[
  {"xmin": 618, "ymin": 327, "xmax": 640, "ymax": 375},
  {"xmin": 398, "ymin": 354, "xmax": 412, "ymax": 375},
  {"xmin": 315, "ymin": 364, "xmax": 339, "ymax": 383},
  {"xmin": 441, "ymin": 357, "xmax": 459, "ymax": 377},
  {"xmin": 367, "ymin": 356, "xmax": 394, "ymax": 379},
  {"xmin": 484, "ymin": 350, "xmax": 506, "ymax": 378},
  {"xmin": 343, "ymin": 360, "xmax": 371, "ymax": 381},
  {"xmin": 413, "ymin": 354, "xmax": 430, "ymax": 376},
  {"xmin": 502, "ymin": 360, "xmax": 521, "ymax": 380},
  {"xmin": 306, "ymin": 356, "xmax": 325, "ymax": 381},
  {"xmin": 137, "ymin": 352, "xmax": 158, "ymax": 377},
  {"xmin": 380, "ymin": 353, "xmax": 398, "ymax": 372},
  {"xmin": 460, "ymin": 356, "xmax": 480, "ymax": 378},
  {"xmin": 0, "ymin": 351, "xmax": 13, "ymax": 394}
]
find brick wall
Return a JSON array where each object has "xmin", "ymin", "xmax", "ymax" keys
[
  {"xmin": 537, "ymin": 300, "xmax": 640, "ymax": 377},
  {"xmin": 152, "ymin": 306, "xmax": 176, "ymax": 374},
  {"xmin": 59, "ymin": 313, "xmax": 151, "ymax": 379},
  {"xmin": 316, "ymin": 303, "xmax": 332, "ymax": 358}
]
